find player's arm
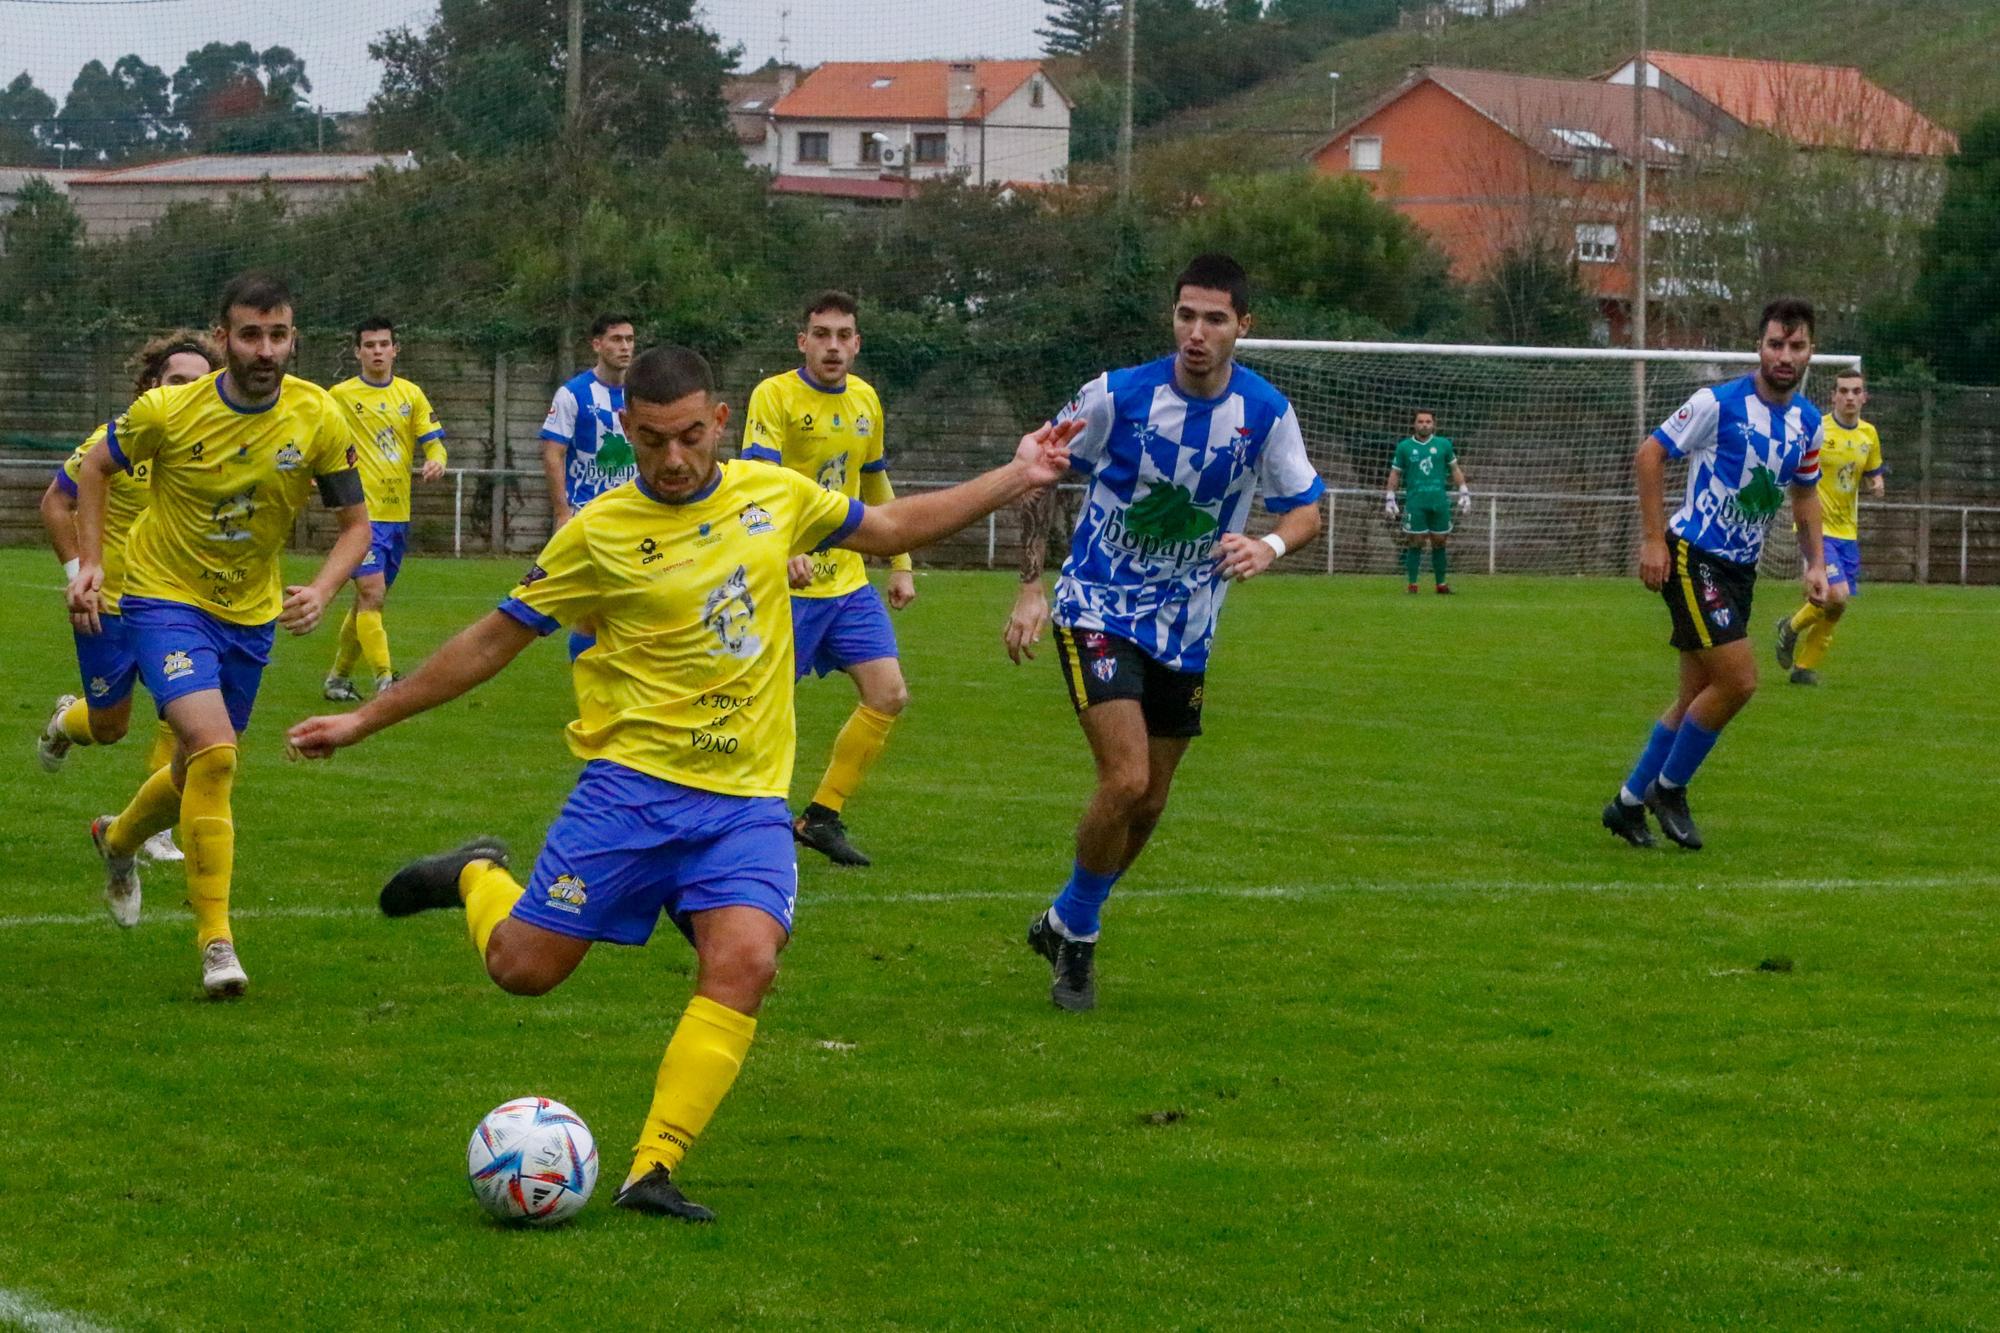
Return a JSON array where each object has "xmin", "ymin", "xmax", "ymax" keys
[
  {"xmin": 40, "ymin": 473, "xmax": 80, "ymax": 567},
  {"xmin": 284, "ymin": 491, "xmax": 372, "ymax": 635},
  {"xmin": 1216, "ymin": 501, "xmax": 1322, "ymax": 581},
  {"xmin": 66, "ymin": 438, "xmax": 124, "ymax": 635},
  {"xmin": 1634, "ymin": 436, "xmax": 1670, "ymax": 590},
  {"xmin": 539, "ymin": 388, "xmax": 577, "ymax": 528},
  {"xmin": 1008, "ymin": 378, "xmax": 1111, "ymax": 661},
  {"xmin": 1791, "ymin": 424, "xmax": 1828, "ymax": 605},
  {"xmin": 841, "ymin": 420, "xmax": 1080, "ymax": 559},
  {"xmin": 858, "ymin": 464, "xmax": 916, "ymax": 608},
  {"xmin": 1218, "ymin": 405, "xmax": 1325, "ymax": 581},
  {"xmin": 288, "ymin": 611, "xmax": 539, "ymax": 758},
  {"xmin": 416, "ymin": 388, "xmax": 447, "ymax": 481},
  {"xmin": 1384, "ymin": 454, "xmax": 1402, "ymax": 517},
  {"xmin": 1867, "ymin": 429, "xmax": 1886, "ymax": 498},
  {"xmin": 1450, "ymin": 459, "xmax": 1471, "ymax": 512}
]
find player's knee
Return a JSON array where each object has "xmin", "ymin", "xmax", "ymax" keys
[
  {"xmin": 698, "ymin": 940, "xmax": 780, "ymax": 1006},
  {"xmin": 87, "ymin": 713, "xmax": 129, "ymax": 745},
  {"xmin": 1096, "ymin": 766, "xmax": 1150, "ymax": 814},
  {"xmin": 357, "ymin": 584, "xmax": 387, "ymax": 612},
  {"xmin": 485, "ymin": 948, "xmax": 562, "ymax": 997},
  {"xmin": 864, "ymin": 678, "xmax": 910, "ymax": 716},
  {"xmin": 1824, "ymin": 594, "xmax": 1848, "ymax": 620}
]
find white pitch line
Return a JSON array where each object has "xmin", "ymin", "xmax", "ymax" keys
[
  {"xmin": 0, "ymin": 1287, "xmax": 116, "ymax": 1333},
  {"xmin": 1, "ymin": 875, "xmax": 1992, "ymax": 931}
]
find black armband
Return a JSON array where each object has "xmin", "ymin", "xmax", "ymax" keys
[{"xmin": 317, "ymin": 468, "xmax": 365, "ymax": 509}]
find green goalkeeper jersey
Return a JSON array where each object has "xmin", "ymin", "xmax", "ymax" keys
[{"xmin": 1392, "ymin": 435, "xmax": 1456, "ymax": 496}]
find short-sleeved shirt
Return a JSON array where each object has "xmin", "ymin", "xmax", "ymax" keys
[
  {"xmin": 56, "ymin": 422, "xmax": 151, "ymax": 613},
  {"xmin": 496, "ymin": 461, "xmax": 861, "ymax": 798},
  {"xmin": 110, "ymin": 371, "xmax": 365, "ymax": 625},
  {"xmin": 1051, "ymin": 356, "xmax": 1325, "ymax": 672},
  {"xmin": 1816, "ymin": 417, "xmax": 1884, "ymax": 542},
  {"xmin": 740, "ymin": 368, "xmax": 887, "ymax": 599},
  {"xmin": 1652, "ymin": 374, "xmax": 1823, "ymax": 566},
  {"xmin": 331, "ymin": 374, "xmax": 445, "ymax": 522},
  {"xmin": 540, "ymin": 369, "xmax": 632, "ymax": 509},
  {"xmin": 1392, "ymin": 435, "xmax": 1456, "ymax": 496}
]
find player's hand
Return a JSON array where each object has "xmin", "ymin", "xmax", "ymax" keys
[
  {"xmin": 1004, "ymin": 582, "xmax": 1050, "ymax": 664},
  {"xmin": 1383, "ymin": 493, "xmax": 1399, "ymax": 519},
  {"xmin": 1457, "ymin": 488, "xmax": 1472, "ymax": 514},
  {"xmin": 788, "ymin": 555, "xmax": 814, "ymax": 590},
  {"xmin": 420, "ymin": 459, "xmax": 446, "ymax": 483},
  {"xmin": 887, "ymin": 569, "xmax": 916, "ymax": 610},
  {"xmin": 66, "ymin": 564, "xmax": 104, "ymax": 636},
  {"xmin": 1215, "ymin": 532, "xmax": 1276, "ymax": 582},
  {"xmin": 285, "ymin": 712, "xmax": 369, "ymax": 760},
  {"xmin": 1803, "ymin": 563, "xmax": 1830, "ymax": 607},
  {"xmin": 280, "ymin": 584, "xmax": 329, "ymax": 635},
  {"xmin": 1638, "ymin": 537, "xmax": 1670, "ymax": 591},
  {"xmin": 1013, "ymin": 419, "xmax": 1083, "ymax": 487},
  {"xmin": 1870, "ymin": 475, "xmax": 1886, "ymax": 499}
]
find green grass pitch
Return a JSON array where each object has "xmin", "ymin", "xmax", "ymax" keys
[{"xmin": 1, "ymin": 548, "xmax": 1996, "ymax": 1328}]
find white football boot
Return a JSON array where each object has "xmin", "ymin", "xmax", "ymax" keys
[
  {"xmin": 38, "ymin": 695, "xmax": 80, "ymax": 773},
  {"xmin": 89, "ymin": 814, "xmax": 142, "ymax": 928},
  {"xmin": 201, "ymin": 939, "xmax": 248, "ymax": 999},
  {"xmin": 141, "ymin": 828, "xmax": 185, "ymax": 863}
]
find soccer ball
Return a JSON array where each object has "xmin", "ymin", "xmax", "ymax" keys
[{"xmin": 466, "ymin": 1097, "xmax": 599, "ymax": 1226}]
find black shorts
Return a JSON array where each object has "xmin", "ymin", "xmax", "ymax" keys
[
  {"xmin": 1662, "ymin": 539, "xmax": 1757, "ymax": 652},
  {"xmin": 1052, "ymin": 626, "xmax": 1205, "ymax": 739}
]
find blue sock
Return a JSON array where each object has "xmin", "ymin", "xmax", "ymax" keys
[
  {"xmin": 1621, "ymin": 721, "xmax": 1678, "ymax": 804},
  {"xmin": 1050, "ymin": 861, "xmax": 1120, "ymax": 940},
  {"xmin": 1659, "ymin": 718, "xmax": 1721, "ymax": 789}
]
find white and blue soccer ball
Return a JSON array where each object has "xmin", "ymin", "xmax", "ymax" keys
[{"xmin": 466, "ymin": 1096, "xmax": 598, "ymax": 1226}]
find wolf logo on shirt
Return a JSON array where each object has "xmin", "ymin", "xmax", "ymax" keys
[{"xmin": 702, "ymin": 565, "xmax": 761, "ymax": 660}]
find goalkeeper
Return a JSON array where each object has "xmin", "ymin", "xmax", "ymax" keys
[{"xmin": 1384, "ymin": 410, "xmax": 1470, "ymax": 594}]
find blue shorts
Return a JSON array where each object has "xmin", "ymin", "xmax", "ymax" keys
[
  {"xmin": 73, "ymin": 610, "xmax": 141, "ymax": 709},
  {"xmin": 567, "ymin": 630, "xmax": 596, "ymax": 662},
  {"xmin": 792, "ymin": 586, "xmax": 898, "ymax": 680},
  {"xmin": 122, "ymin": 597, "xmax": 274, "ymax": 733},
  {"xmin": 1825, "ymin": 536, "xmax": 1862, "ymax": 593},
  {"xmin": 355, "ymin": 521, "xmax": 408, "ymax": 588},
  {"xmin": 513, "ymin": 760, "xmax": 798, "ymax": 947}
]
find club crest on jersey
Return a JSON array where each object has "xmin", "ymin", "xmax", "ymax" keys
[
  {"xmin": 546, "ymin": 874, "xmax": 587, "ymax": 914},
  {"xmin": 703, "ymin": 565, "xmax": 761, "ymax": 660},
  {"xmin": 399, "ymin": 402, "xmax": 412, "ymax": 418},
  {"xmin": 831, "ymin": 413, "xmax": 843, "ymax": 431},
  {"xmin": 855, "ymin": 414, "xmax": 872, "ymax": 437},
  {"xmin": 275, "ymin": 443, "xmax": 303, "ymax": 471},
  {"xmin": 815, "ymin": 454, "xmax": 848, "ymax": 492},
  {"xmin": 89, "ymin": 675, "xmax": 111, "ymax": 698},
  {"xmin": 162, "ymin": 650, "xmax": 194, "ymax": 681},
  {"xmin": 1091, "ymin": 657, "xmax": 1117, "ymax": 683},
  {"xmin": 519, "ymin": 562, "xmax": 548, "ymax": 587},
  {"xmin": 738, "ymin": 502, "xmax": 775, "ymax": 536}
]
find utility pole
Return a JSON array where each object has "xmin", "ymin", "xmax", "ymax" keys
[
  {"xmin": 559, "ymin": 0, "xmax": 584, "ymax": 370},
  {"xmin": 1328, "ymin": 71, "xmax": 1341, "ymax": 131},
  {"xmin": 1116, "ymin": 0, "xmax": 1137, "ymax": 205},
  {"xmin": 1631, "ymin": 0, "xmax": 1650, "ymax": 439}
]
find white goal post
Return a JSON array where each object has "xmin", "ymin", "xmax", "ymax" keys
[{"xmin": 1235, "ymin": 339, "xmax": 1862, "ymax": 578}]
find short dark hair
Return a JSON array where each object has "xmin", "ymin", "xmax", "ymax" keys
[
  {"xmin": 353, "ymin": 316, "xmax": 396, "ymax": 344},
  {"xmin": 1834, "ymin": 366, "xmax": 1866, "ymax": 384},
  {"xmin": 802, "ymin": 290, "xmax": 859, "ymax": 327},
  {"xmin": 216, "ymin": 272, "xmax": 293, "ymax": 329},
  {"xmin": 1174, "ymin": 252, "xmax": 1250, "ymax": 316},
  {"xmin": 1758, "ymin": 297, "xmax": 1815, "ymax": 339},
  {"xmin": 591, "ymin": 312, "xmax": 636, "ymax": 338},
  {"xmin": 128, "ymin": 329, "xmax": 220, "ymax": 395},
  {"xmin": 1414, "ymin": 408, "xmax": 1436, "ymax": 420},
  {"xmin": 625, "ymin": 345, "xmax": 714, "ymax": 407}
]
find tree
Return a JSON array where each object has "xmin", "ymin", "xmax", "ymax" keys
[
  {"xmin": 368, "ymin": 0, "xmax": 738, "ymax": 159},
  {"xmin": 1906, "ymin": 108, "xmax": 2000, "ymax": 382},
  {"xmin": 1038, "ymin": 0, "xmax": 1118, "ymax": 56},
  {"xmin": 1477, "ymin": 240, "xmax": 1593, "ymax": 345},
  {"xmin": 0, "ymin": 177, "xmax": 84, "ymax": 319},
  {"xmin": 58, "ymin": 55, "xmax": 172, "ymax": 164},
  {"xmin": 170, "ymin": 41, "xmax": 326, "ymax": 152},
  {"xmin": 0, "ymin": 73, "xmax": 57, "ymax": 166}
]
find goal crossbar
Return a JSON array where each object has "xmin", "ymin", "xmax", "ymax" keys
[{"xmin": 1238, "ymin": 338, "xmax": 1862, "ymax": 368}]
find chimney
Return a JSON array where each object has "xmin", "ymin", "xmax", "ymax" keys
[
  {"xmin": 947, "ymin": 61, "xmax": 978, "ymax": 120},
  {"xmin": 777, "ymin": 64, "xmax": 799, "ymax": 97}
]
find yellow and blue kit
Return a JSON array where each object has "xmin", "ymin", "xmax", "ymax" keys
[
  {"xmin": 56, "ymin": 424, "xmax": 152, "ymax": 706},
  {"xmin": 331, "ymin": 373, "xmax": 446, "ymax": 584}
]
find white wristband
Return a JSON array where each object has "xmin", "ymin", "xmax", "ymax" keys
[
  {"xmin": 62, "ymin": 558, "xmax": 80, "ymax": 581},
  {"xmin": 1259, "ymin": 532, "xmax": 1288, "ymax": 560}
]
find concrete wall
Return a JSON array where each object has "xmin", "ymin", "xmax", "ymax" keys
[{"xmin": 68, "ymin": 180, "xmax": 365, "ymax": 241}]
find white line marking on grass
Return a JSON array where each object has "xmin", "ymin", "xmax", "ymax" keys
[
  {"xmin": 2, "ymin": 875, "xmax": 1993, "ymax": 932},
  {"xmin": 0, "ymin": 1287, "xmax": 116, "ymax": 1333}
]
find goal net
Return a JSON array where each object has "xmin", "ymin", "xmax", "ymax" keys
[{"xmin": 1236, "ymin": 339, "xmax": 1862, "ymax": 579}]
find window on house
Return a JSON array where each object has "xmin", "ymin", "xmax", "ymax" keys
[
  {"xmin": 796, "ymin": 131, "xmax": 829, "ymax": 164},
  {"xmin": 1575, "ymin": 223, "xmax": 1620, "ymax": 264},
  {"xmin": 870, "ymin": 77, "xmax": 894, "ymax": 89},
  {"xmin": 1350, "ymin": 135, "xmax": 1382, "ymax": 171},
  {"xmin": 1030, "ymin": 78, "xmax": 1046, "ymax": 108},
  {"xmin": 1551, "ymin": 127, "xmax": 1613, "ymax": 151},
  {"xmin": 860, "ymin": 133, "xmax": 882, "ymax": 164},
  {"xmin": 914, "ymin": 132, "xmax": 948, "ymax": 164}
]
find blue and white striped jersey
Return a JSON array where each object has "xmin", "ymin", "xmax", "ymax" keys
[
  {"xmin": 539, "ymin": 369, "xmax": 633, "ymax": 509},
  {"xmin": 1653, "ymin": 374, "xmax": 1823, "ymax": 565},
  {"xmin": 1052, "ymin": 356, "xmax": 1325, "ymax": 672}
]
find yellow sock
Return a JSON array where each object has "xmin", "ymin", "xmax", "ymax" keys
[
  {"xmin": 459, "ymin": 860, "xmax": 524, "ymax": 957},
  {"xmin": 180, "ymin": 744, "xmax": 237, "ymax": 949},
  {"xmin": 144, "ymin": 718, "xmax": 177, "ymax": 774},
  {"xmin": 58, "ymin": 697, "xmax": 96, "ymax": 746},
  {"xmin": 627, "ymin": 995, "xmax": 757, "ymax": 1184},
  {"xmin": 332, "ymin": 606, "xmax": 362, "ymax": 677},
  {"xmin": 1789, "ymin": 603, "xmax": 1824, "ymax": 634},
  {"xmin": 355, "ymin": 609, "xmax": 392, "ymax": 678},
  {"xmin": 810, "ymin": 705, "xmax": 898, "ymax": 813},
  {"xmin": 106, "ymin": 763, "xmax": 185, "ymax": 857},
  {"xmin": 1797, "ymin": 619, "xmax": 1836, "ymax": 670}
]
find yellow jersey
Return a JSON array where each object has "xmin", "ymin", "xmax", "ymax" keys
[
  {"xmin": 59, "ymin": 422, "xmax": 153, "ymax": 614},
  {"xmin": 740, "ymin": 369, "xmax": 906, "ymax": 597},
  {"xmin": 112, "ymin": 371, "xmax": 365, "ymax": 625},
  {"xmin": 500, "ymin": 461, "xmax": 861, "ymax": 798},
  {"xmin": 1816, "ymin": 417, "xmax": 1883, "ymax": 542},
  {"xmin": 329, "ymin": 375, "xmax": 446, "ymax": 522}
]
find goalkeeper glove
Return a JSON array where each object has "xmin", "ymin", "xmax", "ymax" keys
[
  {"xmin": 1384, "ymin": 492, "xmax": 1399, "ymax": 518},
  {"xmin": 1456, "ymin": 487, "xmax": 1472, "ymax": 514}
]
